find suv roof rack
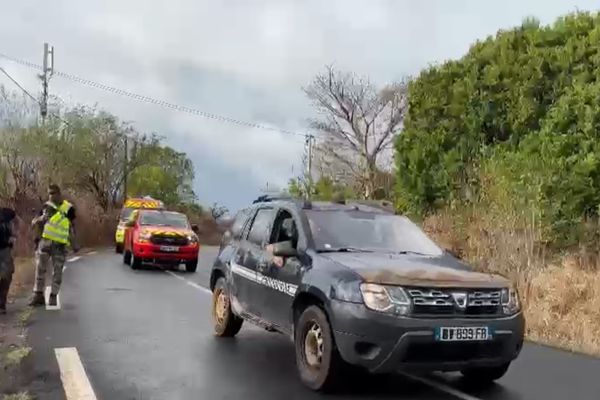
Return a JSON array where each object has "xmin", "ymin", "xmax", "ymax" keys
[{"xmin": 252, "ymin": 194, "xmax": 294, "ymax": 204}]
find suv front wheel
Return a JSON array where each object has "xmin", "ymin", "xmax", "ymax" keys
[
  {"xmin": 212, "ymin": 277, "xmax": 243, "ymax": 337},
  {"xmin": 295, "ymin": 305, "xmax": 345, "ymax": 392}
]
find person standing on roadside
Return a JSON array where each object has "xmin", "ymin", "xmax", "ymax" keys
[
  {"xmin": 29, "ymin": 184, "xmax": 79, "ymax": 307},
  {"xmin": 0, "ymin": 206, "xmax": 17, "ymax": 314}
]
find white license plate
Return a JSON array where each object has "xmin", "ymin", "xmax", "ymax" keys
[
  {"xmin": 160, "ymin": 245, "xmax": 179, "ymax": 252},
  {"xmin": 436, "ymin": 327, "xmax": 491, "ymax": 341}
]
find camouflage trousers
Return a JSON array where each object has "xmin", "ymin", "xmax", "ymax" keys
[
  {"xmin": 33, "ymin": 239, "xmax": 67, "ymax": 296},
  {"xmin": 0, "ymin": 247, "xmax": 14, "ymax": 308}
]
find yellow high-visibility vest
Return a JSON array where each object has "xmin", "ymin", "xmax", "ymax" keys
[{"xmin": 41, "ymin": 200, "xmax": 73, "ymax": 245}]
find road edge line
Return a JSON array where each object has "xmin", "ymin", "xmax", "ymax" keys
[
  {"xmin": 55, "ymin": 347, "xmax": 98, "ymax": 400},
  {"xmin": 400, "ymin": 373, "xmax": 482, "ymax": 400},
  {"xmin": 165, "ymin": 271, "xmax": 211, "ymax": 294}
]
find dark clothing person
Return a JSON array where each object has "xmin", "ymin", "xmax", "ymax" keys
[{"xmin": 0, "ymin": 207, "xmax": 17, "ymax": 314}]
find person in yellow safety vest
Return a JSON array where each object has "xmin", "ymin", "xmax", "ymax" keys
[{"xmin": 28, "ymin": 184, "xmax": 79, "ymax": 307}]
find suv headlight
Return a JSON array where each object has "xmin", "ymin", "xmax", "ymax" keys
[
  {"xmin": 187, "ymin": 234, "xmax": 199, "ymax": 244},
  {"xmin": 501, "ymin": 287, "xmax": 521, "ymax": 315},
  {"xmin": 138, "ymin": 231, "xmax": 152, "ymax": 241},
  {"xmin": 360, "ymin": 283, "xmax": 411, "ymax": 316}
]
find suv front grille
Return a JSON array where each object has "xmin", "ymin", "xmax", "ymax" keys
[
  {"xmin": 150, "ymin": 235, "xmax": 189, "ymax": 246},
  {"xmin": 407, "ymin": 287, "xmax": 503, "ymax": 317}
]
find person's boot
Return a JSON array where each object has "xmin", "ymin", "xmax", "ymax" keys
[
  {"xmin": 28, "ymin": 292, "xmax": 45, "ymax": 307},
  {"xmin": 48, "ymin": 294, "xmax": 57, "ymax": 306}
]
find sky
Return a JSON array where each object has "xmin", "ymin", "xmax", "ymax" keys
[{"xmin": 0, "ymin": 0, "xmax": 598, "ymax": 212}]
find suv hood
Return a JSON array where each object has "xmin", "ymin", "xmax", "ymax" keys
[
  {"xmin": 140, "ymin": 226, "xmax": 192, "ymax": 236},
  {"xmin": 320, "ymin": 252, "xmax": 509, "ymax": 288}
]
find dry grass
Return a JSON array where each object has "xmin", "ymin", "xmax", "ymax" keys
[
  {"xmin": 423, "ymin": 208, "xmax": 600, "ymax": 356},
  {"xmin": 3, "ymin": 392, "xmax": 33, "ymax": 400}
]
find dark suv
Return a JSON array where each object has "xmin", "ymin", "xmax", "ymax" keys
[{"xmin": 209, "ymin": 196, "xmax": 524, "ymax": 392}]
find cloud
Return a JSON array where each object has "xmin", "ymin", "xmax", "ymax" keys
[{"xmin": 1, "ymin": 0, "xmax": 598, "ymax": 211}]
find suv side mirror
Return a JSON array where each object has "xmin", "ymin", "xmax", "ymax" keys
[
  {"xmin": 272, "ymin": 240, "xmax": 298, "ymax": 257},
  {"xmin": 125, "ymin": 220, "xmax": 135, "ymax": 228},
  {"xmin": 191, "ymin": 224, "xmax": 200, "ymax": 234}
]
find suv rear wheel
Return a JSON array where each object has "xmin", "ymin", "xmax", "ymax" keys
[
  {"xmin": 212, "ymin": 277, "xmax": 243, "ymax": 337},
  {"xmin": 295, "ymin": 305, "xmax": 345, "ymax": 392},
  {"xmin": 461, "ymin": 363, "xmax": 510, "ymax": 383}
]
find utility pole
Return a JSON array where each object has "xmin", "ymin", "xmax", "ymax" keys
[
  {"xmin": 39, "ymin": 43, "xmax": 54, "ymax": 121},
  {"xmin": 304, "ymin": 134, "xmax": 315, "ymax": 199},
  {"xmin": 123, "ymin": 135, "xmax": 128, "ymax": 201},
  {"xmin": 306, "ymin": 134, "xmax": 314, "ymax": 179}
]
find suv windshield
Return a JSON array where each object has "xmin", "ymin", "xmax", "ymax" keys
[
  {"xmin": 306, "ymin": 210, "xmax": 443, "ymax": 256},
  {"xmin": 139, "ymin": 211, "xmax": 189, "ymax": 228}
]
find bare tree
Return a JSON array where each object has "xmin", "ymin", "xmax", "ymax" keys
[{"xmin": 304, "ymin": 65, "xmax": 408, "ymax": 198}]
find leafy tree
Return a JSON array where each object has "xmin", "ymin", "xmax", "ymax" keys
[
  {"xmin": 285, "ymin": 176, "xmax": 356, "ymax": 201},
  {"xmin": 0, "ymin": 89, "xmax": 198, "ymax": 213},
  {"xmin": 395, "ymin": 10, "xmax": 600, "ymax": 238},
  {"xmin": 128, "ymin": 143, "xmax": 196, "ymax": 206}
]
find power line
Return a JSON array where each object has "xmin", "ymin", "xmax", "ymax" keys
[
  {"xmin": 0, "ymin": 67, "xmax": 38, "ymax": 103},
  {"xmin": 0, "ymin": 51, "xmax": 311, "ymax": 138}
]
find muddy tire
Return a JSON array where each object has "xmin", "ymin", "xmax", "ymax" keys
[
  {"xmin": 212, "ymin": 277, "xmax": 243, "ymax": 337},
  {"xmin": 461, "ymin": 363, "xmax": 510, "ymax": 383},
  {"xmin": 295, "ymin": 305, "xmax": 345, "ymax": 392},
  {"xmin": 123, "ymin": 250, "xmax": 132, "ymax": 265}
]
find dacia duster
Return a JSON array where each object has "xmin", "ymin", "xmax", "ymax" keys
[{"xmin": 209, "ymin": 196, "xmax": 524, "ymax": 392}]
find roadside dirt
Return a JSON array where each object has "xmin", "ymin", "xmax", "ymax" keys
[
  {"xmin": 0, "ymin": 257, "xmax": 39, "ymax": 398},
  {"xmin": 0, "ymin": 298, "xmax": 35, "ymax": 398}
]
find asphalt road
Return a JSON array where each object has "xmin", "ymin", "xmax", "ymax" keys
[{"xmin": 27, "ymin": 247, "xmax": 600, "ymax": 400}]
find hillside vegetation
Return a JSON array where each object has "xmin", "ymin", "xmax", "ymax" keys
[
  {"xmin": 395, "ymin": 11, "xmax": 600, "ymax": 355},
  {"xmin": 290, "ymin": 12, "xmax": 600, "ymax": 355},
  {"xmin": 0, "ymin": 92, "xmax": 212, "ymax": 256}
]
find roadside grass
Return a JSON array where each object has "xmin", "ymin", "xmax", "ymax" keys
[
  {"xmin": 2, "ymin": 347, "xmax": 31, "ymax": 368},
  {"xmin": 423, "ymin": 209, "xmax": 600, "ymax": 357},
  {"xmin": 16, "ymin": 309, "xmax": 32, "ymax": 328}
]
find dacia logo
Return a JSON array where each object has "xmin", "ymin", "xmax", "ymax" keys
[{"xmin": 451, "ymin": 292, "xmax": 468, "ymax": 309}]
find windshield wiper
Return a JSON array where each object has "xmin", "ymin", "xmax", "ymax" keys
[{"xmin": 317, "ymin": 247, "xmax": 374, "ymax": 253}]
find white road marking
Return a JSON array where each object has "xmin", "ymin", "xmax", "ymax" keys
[
  {"xmin": 55, "ymin": 347, "xmax": 98, "ymax": 400},
  {"xmin": 87, "ymin": 251, "xmax": 97, "ymax": 255},
  {"xmin": 67, "ymin": 256, "xmax": 81, "ymax": 263},
  {"xmin": 165, "ymin": 271, "xmax": 211, "ymax": 294},
  {"xmin": 401, "ymin": 373, "xmax": 482, "ymax": 400},
  {"xmin": 45, "ymin": 286, "xmax": 61, "ymax": 311}
]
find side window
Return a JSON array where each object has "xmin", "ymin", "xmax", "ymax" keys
[
  {"xmin": 269, "ymin": 209, "xmax": 298, "ymax": 248},
  {"xmin": 231, "ymin": 209, "xmax": 250, "ymax": 239},
  {"xmin": 247, "ymin": 208, "xmax": 274, "ymax": 246}
]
